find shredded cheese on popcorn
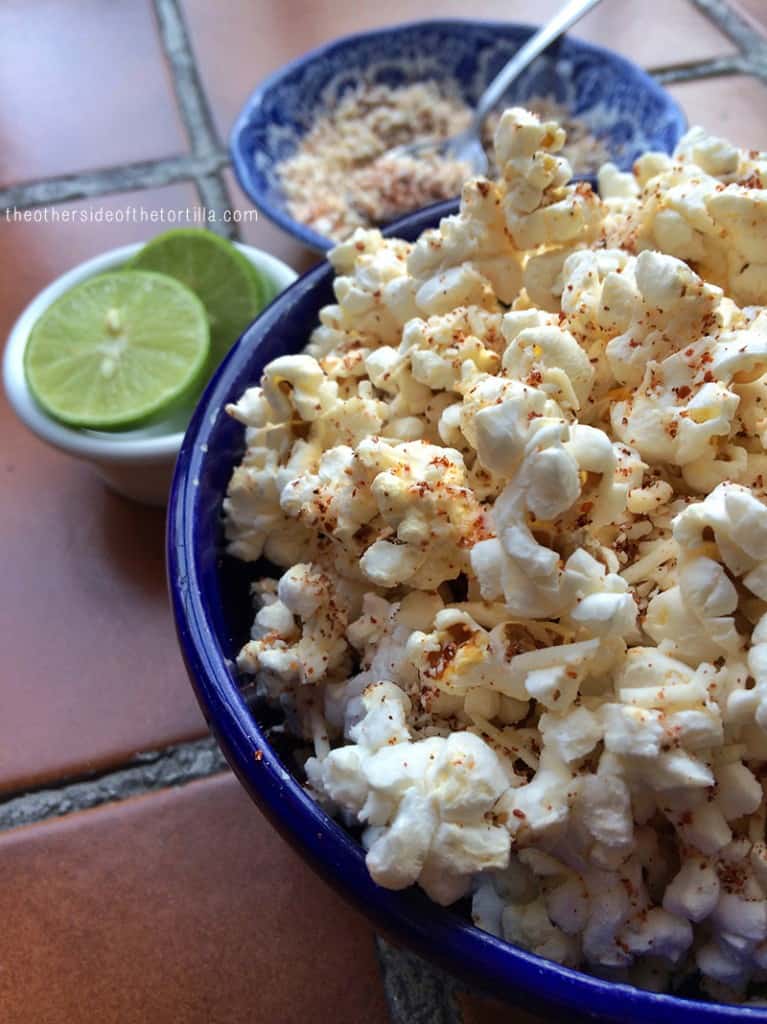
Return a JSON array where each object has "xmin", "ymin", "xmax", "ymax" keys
[{"xmin": 224, "ymin": 107, "xmax": 767, "ymax": 999}]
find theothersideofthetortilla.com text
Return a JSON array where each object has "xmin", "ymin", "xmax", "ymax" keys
[{"xmin": 3, "ymin": 205, "xmax": 258, "ymax": 225}]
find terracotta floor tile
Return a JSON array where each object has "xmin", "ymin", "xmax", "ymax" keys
[
  {"xmin": 456, "ymin": 990, "xmax": 547, "ymax": 1023},
  {"xmin": 0, "ymin": 185, "xmax": 210, "ymax": 793},
  {"xmin": 0, "ymin": 0, "xmax": 186, "ymax": 187},
  {"xmin": 182, "ymin": 0, "xmax": 733, "ymax": 140},
  {"xmin": 223, "ymin": 169, "xmax": 321, "ymax": 276},
  {"xmin": 0, "ymin": 774, "xmax": 390, "ymax": 1024},
  {"xmin": 667, "ymin": 73, "xmax": 767, "ymax": 150}
]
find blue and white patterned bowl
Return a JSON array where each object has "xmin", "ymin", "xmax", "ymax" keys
[{"xmin": 230, "ymin": 18, "xmax": 687, "ymax": 252}]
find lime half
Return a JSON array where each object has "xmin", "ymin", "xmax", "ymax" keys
[
  {"xmin": 24, "ymin": 270, "xmax": 210, "ymax": 430},
  {"xmin": 129, "ymin": 229, "xmax": 268, "ymax": 365}
]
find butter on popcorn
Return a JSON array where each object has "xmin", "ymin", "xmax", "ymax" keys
[{"xmin": 224, "ymin": 107, "xmax": 767, "ymax": 997}]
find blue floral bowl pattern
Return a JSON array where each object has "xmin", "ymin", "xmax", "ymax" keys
[
  {"xmin": 168, "ymin": 202, "xmax": 762, "ymax": 1024},
  {"xmin": 230, "ymin": 18, "xmax": 687, "ymax": 252}
]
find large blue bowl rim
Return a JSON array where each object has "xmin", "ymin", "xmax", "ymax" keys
[
  {"xmin": 229, "ymin": 17, "xmax": 688, "ymax": 253},
  {"xmin": 167, "ymin": 201, "xmax": 763, "ymax": 1022}
]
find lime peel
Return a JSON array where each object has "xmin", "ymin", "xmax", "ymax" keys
[{"xmin": 129, "ymin": 228, "xmax": 268, "ymax": 366}]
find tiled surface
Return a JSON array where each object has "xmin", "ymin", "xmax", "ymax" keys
[
  {"xmin": 0, "ymin": 186, "xmax": 207, "ymax": 795},
  {"xmin": 223, "ymin": 169, "xmax": 320, "ymax": 275},
  {"xmin": 0, "ymin": 0, "xmax": 186, "ymax": 188},
  {"xmin": 0, "ymin": 774, "xmax": 390, "ymax": 1024},
  {"xmin": 668, "ymin": 73, "xmax": 767, "ymax": 150},
  {"xmin": 183, "ymin": 0, "xmax": 735, "ymax": 138},
  {"xmin": 1, "ymin": 1, "xmax": 766, "ymax": 1022},
  {"xmin": 0, "ymin": 432, "xmax": 206, "ymax": 791},
  {"xmin": 457, "ymin": 991, "xmax": 545, "ymax": 1024}
]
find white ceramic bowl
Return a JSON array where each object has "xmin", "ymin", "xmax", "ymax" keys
[{"xmin": 2, "ymin": 241, "xmax": 298, "ymax": 506}]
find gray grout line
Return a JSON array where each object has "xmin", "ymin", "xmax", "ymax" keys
[
  {"xmin": 195, "ymin": 173, "xmax": 242, "ymax": 241},
  {"xmin": 0, "ymin": 152, "xmax": 229, "ymax": 212},
  {"xmin": 0, "ymin": 737, "xmax": 228, "ymax": 831},
  {"xmin": 151, "ymin": 0, "xmax": 222, "ymax": 159},
  {"xmin": 151, "ymin": 0, "xmax": 238, "ymax": 231},
  {"xmin": 650, "ymin": 53, "xmax": 750, "ymax": 83},
  {"xmin": 376, "ymin": 938, "xmax": 464, "ymax": 1024},
  {"xmin": 692, "ymin": 0, "xmax": 767, "ymax": 61},
  {"xmin": 148, "ymin": 0, "xmax": 234, "ymax": 232}
]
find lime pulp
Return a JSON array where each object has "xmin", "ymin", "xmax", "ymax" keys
[{"xmin": 24, "ymin": 270, "xmax": 210, "ymax": 430}]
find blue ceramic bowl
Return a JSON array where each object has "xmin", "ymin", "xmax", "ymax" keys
[
  {"xmin": 230, "ymin": 18, "xmax": 687, "ymax": 252},
  {"xmin": 168, "ymin": 202, "xmax": 761, "ymax": 1023}
]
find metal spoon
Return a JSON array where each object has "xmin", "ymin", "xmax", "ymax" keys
[{"xmin": 385, "ymin": 0, "xmax": 605, "ymax": 176}]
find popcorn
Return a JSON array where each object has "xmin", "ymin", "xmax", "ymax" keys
[
  {"xmin": 715, "ymin": 762, "xmax": 762, "ymax": 821},
  {"xmin": 561, "ymin": 548, "xmax": 638, "ymax": 637},
  {"xmin": 460, "ymin": 374, "xmax": 550, "ymax": 478},
  {"xmin": 712, "ymin": 892, "xmax": 767, "ymax": 943},
  {"xmin": 663, "ymin": 857, "xmax": 721, "ymax": 922},
  {"xmin": 310, "ymin": 687, "xmax": 512, "ymax": 902},
  {"xmin": 619, "ymin": 908, "xmax": 693, "ymax": 963},
  {"xmin": 546, "ymin": 874, "xmax": 590, "ymax": 935},
  {"xmin": 576, "ymin": 768, "xmax": 634, "ymax": 859},
  {"xmin": 611, "ymin": 357, "xmax": 740, "ymax": 468},
  {"xmin": 237, "ymin": 563, "xmax": 353, "ymax": 693},
  {"xmin": 471, "ymin": 421, "xmax": 582, "ymax": 616},
  {"xmin": 581, "ymin": 869, "xmax": 632, "ymax": 965},
  {"xmin": 414, "ymin": 263, "xmax": 495, "ymax": 316},
  {"xmin": 674, "ymin": 482, "xmax": 767, "ymax": 583},
  {"xmin": 674, "ymin": 802, "xmax": 732, "ymax": 857},
  {"xmin": 400, "ymin": 306, "xmax": 503, "ymax": 393},
  {"xmin": 495, "ymin": 108, "xmax": 603, "ymax": 250},
  {"xmin": 603, "ymin": 251, "xmax": 724, "ymax": 388},
  {"xmin": 501, "ymin": 898, "xmax": 578, "ymax": 965},
  {"xmin": 539, "ymin": 706, "xmax": 602, "ymax": 763},
  {"xmin": 407, "ymin": 178, "xmax": 524, "ymax": 306},
  {"xmin": 501, "ymin": 310, "xmax": 594, "ymax": 411},
  {"xmin": 328, "ymin": 231, "xmax": 419, "ymax": 345},
  {"xmin": 598, "ymin": 162, "xmax": 640, "ymax": 202},
  {"xmin": 633, "ymin": 127, "xmax": 767, "ymax": 305},
  {"xmin": 602, "ymin": 703, "xmax": 664, "ymax": 758},
  {"xmin": 497, "ymin": 749, "xmax": 572, "ymax": 841},
  {"xmin": 224, "ymin": 106, "xmax": 767, "ymax": 995},
  {"xmin": 262, "ymin": 354, "xmax": 338, "ymax": 422}
]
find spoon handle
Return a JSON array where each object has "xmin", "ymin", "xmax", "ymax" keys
[{"xmin": 473, "ymin": 0, "xmax": 605, "ymax": 127}]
